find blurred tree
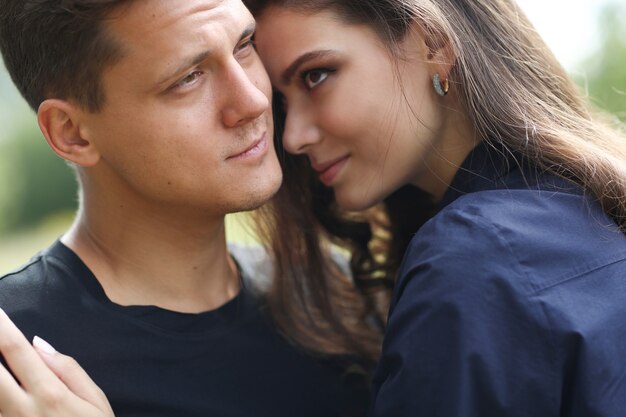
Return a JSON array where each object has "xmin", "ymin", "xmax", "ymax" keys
[
  {"xmin": 575, "ymin": 2, "xmax": 626, "ymax": 121},
  {"xmin": 1, "ymin": 59, "xmax": 78, "ymax": 234},
  {"xmin": 0, "ymin": 123, "xmax": 77, "ymax": 233}
]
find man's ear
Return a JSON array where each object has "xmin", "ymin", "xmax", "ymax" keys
[{"xmin": 37, "ymin": 99, "xmax": 100, "ymax": 167}]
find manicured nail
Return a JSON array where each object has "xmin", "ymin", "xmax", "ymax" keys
[{"xmin": 33, "ymin": 336, "xmax": 56, "ymax": 355}]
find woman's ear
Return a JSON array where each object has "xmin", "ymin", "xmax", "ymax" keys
[
  {"xmin": 37, "ymin": 99, "xmax": 100, "ymax": 167},
  {"xmin": 427, "ymin": 38, "xmax": 455, "ymax": 81},
  {"xmin": 412, "ymin": 22, "xmax": 456, "ymax": 81}
]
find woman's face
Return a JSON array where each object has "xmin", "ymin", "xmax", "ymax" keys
[{"xmin": 255, "ymin": 7, "xmax": 467, "ymax": 210}]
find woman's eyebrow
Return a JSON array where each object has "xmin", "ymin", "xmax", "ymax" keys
[{"xmin": 281, "ymin": 49, "xmax": 335, "ymax": 85}]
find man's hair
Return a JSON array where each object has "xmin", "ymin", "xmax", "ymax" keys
[{"xmin": 0, "ymin": 0, "xmax": 128, "ymax": 112}]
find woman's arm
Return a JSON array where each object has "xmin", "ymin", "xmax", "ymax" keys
[
  {"xmin": 0, "ymin": 308, "xmax": 114, "ymax": 417},
  {"xmin": 369, "ymin": 207, "xmax": 558, "ymax": 417}
]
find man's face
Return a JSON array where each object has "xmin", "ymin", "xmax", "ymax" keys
[{"xmin": 81, "ymin": 0, "xmax": 281, "ymax": 216}]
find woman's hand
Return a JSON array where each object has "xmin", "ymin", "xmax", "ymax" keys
[{"xmin": 0, "ymin": 308, "xmax": 114, "ymax": 417}]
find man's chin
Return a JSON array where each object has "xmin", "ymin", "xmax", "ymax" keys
[{"xmin": 233, "ymin": 170, "xmax": 283, "ymax": 214}]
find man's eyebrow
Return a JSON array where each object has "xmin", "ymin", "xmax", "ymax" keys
[
  {"xmin": 240, "ymin": 22, "xmax": 256, "ymax": 43},
  {"xmin": 157, "ymin": 23, "xmax": 256, "ymax": 87},
  {"xmin": 281, "ymin": 50, "xmax": 335, "ymax": 85},
  {"xmin": 157, "ymin": 50, "xmax": 212, "ymax": 87}
]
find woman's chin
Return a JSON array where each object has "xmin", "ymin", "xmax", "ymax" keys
[{"xmin": 334, "ymin": 188, "xmax": 382, "ymax": 212}]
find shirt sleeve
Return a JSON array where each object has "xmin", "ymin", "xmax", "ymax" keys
[{"xmin": 368, "ymin": 205, "xmax": 561, "ymax": 417}]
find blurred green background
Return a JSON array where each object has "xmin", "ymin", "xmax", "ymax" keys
[{"xmin": 1, "ymin": 2, "xmax": 625, "ymax": 275}]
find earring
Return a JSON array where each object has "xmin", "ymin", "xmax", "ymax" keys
[{"xmin": 433, "ymin": 73, "xmax": 449, "ymax": 97}]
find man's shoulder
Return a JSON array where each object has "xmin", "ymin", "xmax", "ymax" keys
[
  {"xmin": 0, "ymin": 255, "xmax": 46, "ymax": 314},
  {"xmin": 1, "ymin": 253, "xmax": 46, "ymax": 288},
  {"xmin": 0, "ymin": 245, "xmax": 73, "ymax": 309}
]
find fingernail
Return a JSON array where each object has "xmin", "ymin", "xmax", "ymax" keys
[{"xmin": 33, "ymin": 336, "xmax": 56, "ymax": 355}]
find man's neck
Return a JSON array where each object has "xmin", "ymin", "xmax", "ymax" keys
[{"xmin": 62, "ymin": 206, "xmax": 241, "ymax": 314}]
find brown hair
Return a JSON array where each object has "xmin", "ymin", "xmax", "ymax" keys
[
  {"xmin": 247, "ymin": 0, "xmax": 626, "ymax": 363},
  {"xmin": 246, "ymin": 0, "xmax": 430, "ymax": 365},
  {"xmin": 0, "ymin": 0, "xmax": 129, "ymax": 112}
]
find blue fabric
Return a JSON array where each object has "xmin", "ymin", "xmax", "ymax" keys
[{"xmin": 369, "ymin": 143, "xmax": 626, "ymax": 417}]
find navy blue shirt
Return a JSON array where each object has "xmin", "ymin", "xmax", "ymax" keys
[{"xmin": 369, "ymin": 143, "xmax": 626, "ymax": 416}]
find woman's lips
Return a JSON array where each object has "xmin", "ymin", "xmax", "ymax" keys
[{"xmin": 313, "ymin": 155, "xmax": 349, "ymax": 185}]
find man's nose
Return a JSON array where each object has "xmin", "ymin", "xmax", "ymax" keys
[{"xmin": 221, "ymin": 60, "xmax": 269, "ymax": 127}]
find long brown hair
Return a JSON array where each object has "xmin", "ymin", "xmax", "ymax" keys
[{"xmin": 249, "ymin": 0, "xmax": 626, "ymax": 364}]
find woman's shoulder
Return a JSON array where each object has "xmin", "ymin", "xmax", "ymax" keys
[
  {"xmin": 425, "ymin": 186, "xmax": 622, "ymax": 251},
  {"xmin": 401, "ymin": 187, "xmax": 626, "ymax": 296}
]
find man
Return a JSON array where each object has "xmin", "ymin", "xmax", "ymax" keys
[{"xmin": 0, "ymin": 1, "xmax": 368, "ymax": 416}]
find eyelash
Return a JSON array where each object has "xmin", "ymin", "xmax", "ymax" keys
[{"xmin": 173, "ymin": 70, "xmax": 204, "ymax": 90}]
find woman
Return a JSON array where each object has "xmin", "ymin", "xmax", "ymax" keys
[
  {"xmin": 246, "ymin": 0, "xmax": 626, "ymax": 415},
  {"xmin": 2, "ymin": 0, "xmax": 626, "ymax": 415}
]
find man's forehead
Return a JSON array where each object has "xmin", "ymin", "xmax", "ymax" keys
[
  {"xmin": 95, "ymin": 0, "xmax": 257, "ymax": 95},
  {"xmin": 106, "ymin": 0, "xmax": 253, "ymax": 51}
]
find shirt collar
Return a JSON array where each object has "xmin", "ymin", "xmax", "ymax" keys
[{"xmin": 438, "ymin": 141, "xmax": 521, "ymax": 210}]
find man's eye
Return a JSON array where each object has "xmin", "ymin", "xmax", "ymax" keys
[
  {"xmin": 174, "ymin": 71, "xmax": 203, "ymax": 89},
  {"xmin": 302, "ymin": 69, "xmax": 329, "ymax": 90},
  {"xmin": 240, "ymin": 38, "xmax": 255, "ymax": 51},
  {"xmin": 236, "ymin": 38, "xmax": 255, "ymax": 58}
]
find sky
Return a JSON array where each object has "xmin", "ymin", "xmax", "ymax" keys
[{"xmin": 516, "ymin": 0, "xmax": 614, "ymax": 69}]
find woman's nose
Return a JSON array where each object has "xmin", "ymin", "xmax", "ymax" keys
[{"xmin": 281, "ymin": 104, "xmax": 320, "ymax": 155}]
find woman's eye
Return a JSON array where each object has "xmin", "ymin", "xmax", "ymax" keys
[{"xmin": 303, "ymin": 69, "xmax": 329, "ymax": 90}]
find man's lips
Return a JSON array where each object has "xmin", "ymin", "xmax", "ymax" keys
[{"xmin": 227, "ymin": 133, "xmax": 268, "ymax": 160}]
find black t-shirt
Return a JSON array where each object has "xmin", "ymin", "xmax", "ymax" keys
[{"xmin": 0, "ymin": 241, "xmax": 369, "ymax": 417}]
